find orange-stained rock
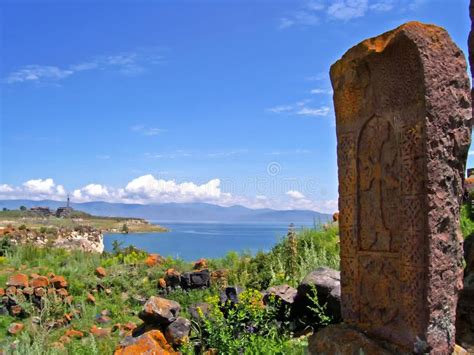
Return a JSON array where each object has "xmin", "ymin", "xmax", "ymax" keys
[
  {"xmin": 7, "ymin": 274, "xmax": 28, "ymax": 288},
  {"xmin": 29, "ymin": 276, "xmax": 49, "ymax": 288},
  {"xmin": 332, "ymin": 212, "xmax": 339, "ymax": 222},
  {"xmin": 95, "ymin": 267, "xmax": 107, "ymax": 278},
  {"xmin": 86, "ymin": 293, "xmax": 96, "ymax": 304},
  {"xmin": 47, "ymin": 288, "xmax": 56, "ymax": 296},
  {"xmin": 90, "ymin": 325, "xmax": 111, "ymax": 338},
  {"xmin": 114, "ymin": 329, "xmax": 177, "ymax": 354},
  {"xmin": 8, "ymin": 322, "xmax": 24, "ymax": 335},
  {"xmin": 0, "ymin": 288, "xmax": 4, "ymax": 297},
  {"xmin": 193, "ymin": 258, "xmax": 208, "ymax": 270},
  {"xmin": 65, "ymin": 329, "xmax": 84, "ymax": 338},
  {"xmin": 164, "ymin": 269, "xmax": 181, "ymax": 288},
  {"xmin": 158, "ymin": 278, "xmax": 167, "ymax": 289},
  {"xmin": 145, "ymin": 254, "xmax": 164, "ymax": 267},
  {"xmin": 47, "ymin": 272, "xmax": 56, "ymax": 279},
  {"xmin": 50, "ymin": 276, "xmax": 68, "ymax": 289},
  {"xmin": 139, "ymin": 296, "xmax": 180, "ymax": 325}
]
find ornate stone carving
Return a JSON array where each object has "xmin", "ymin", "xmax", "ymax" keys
[{"xmin": 326, "ymin": 22, "xmax": 472, "ymax": 354}]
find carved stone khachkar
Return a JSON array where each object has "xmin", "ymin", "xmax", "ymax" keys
[{"xmin": 310, "ymin": 22, "xmax": 472, "ymax": 354}]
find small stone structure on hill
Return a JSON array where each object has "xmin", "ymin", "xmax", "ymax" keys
[{"xmin": 310, "ymin": 22, "xmax": 471, "ymax": 354}]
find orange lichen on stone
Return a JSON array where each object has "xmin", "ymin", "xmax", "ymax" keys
[
  {"xmin": 114, "ymin": 330, "xmax": 177, "ymax": 355},
  {"xmin": 7, "ymin": 274, "xmax": 29, "ymax": 288}
]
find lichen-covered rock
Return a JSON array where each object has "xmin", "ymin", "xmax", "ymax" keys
[
  {"xmin": 95, "ymin": 267, "xmax": 106, "ymax": 278},
  {"xmin": 50, "ymin": 276, "xmax": 68, "ymax": 289},
  {"xmin": 139, "ymin": 296, "xmax": 180, "ymax": 325},
  {"xmin": 8, "ymin": 322, "xmax": 24, "ymax": 335},
  {"xmin": 193, "ymin": 258, "xmax": 208, "ymax": 270},
  {"xmin": 114, "ymin": 330, "xmax": 177, "ymax": 354},
  {"xmin": 165, "ymin": 317, "xmax": 191, "ymax": 346},
  {"xmin": 7, "ymin": 274, "xmax": 29, "ymax": 288},
  {"xmin": 29, "ymin": 276, "xmax": 49, "ymax": 288},
  {"xmin": 145, "ymin": 254, "xmax": 164, "ymax": 267}
]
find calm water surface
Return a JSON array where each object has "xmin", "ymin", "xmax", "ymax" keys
[{"xmin": 104, "ymin": 222, "xmax": 312, "ymax": 261}]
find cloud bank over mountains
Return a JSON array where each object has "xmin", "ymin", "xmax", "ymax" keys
[{"xmin": 0, "ymin": 175, "xmax": 337, "ymax": 213}]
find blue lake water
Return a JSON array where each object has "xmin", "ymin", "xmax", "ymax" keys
[{"xmin": 104, "ymin": 222, "xmax": 313, "ymax": 261}]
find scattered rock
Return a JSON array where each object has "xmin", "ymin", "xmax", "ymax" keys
[
  {"xmin": 114, "ymin": 330, "xmax": 177, "ymax": 354},
  {"xmin": 145, "ymin": 254, "xmax": 164, "ymax": 267},
  {"xmin": 29, "ymin": 276, "xmax": 49, "ymax": 288},
  {"xmin": 164, "ymin": 269, "xmax": 181, "ymax": 289},
  {"xmin": 139, "ymin": 296, "xmax": 181, "ymax": 325},
  {"xmin": 0, "ymin": 288, "xmax": 4, "ymax": 297},
  {"xmin": 95, "ymin": 267, "xmax": 107, "ymax": 278},
  {"xmin": 59, "ymin": 335, "xmax": 71, "ymax": 344},
  {"xmin": 165, "ymin": 317, "xmax": 191, "ymax": 346},
  {"xmin": 7, "ymin": 274, "xmax": 28, "ymax": 288},
  {"xmin": 189, "ymin": 302, "xmax": 212, "ymax": 321},
  {"xmin": 8, "ymin": 323, "xmax": 24, "ymax": 335},
  {"xmin": 86, "ymin": 293, "xmax": 96, "ymax": 304},
  {"xmin": 158, "ymin": 278, "xmax": 167, "ymax": 289},
  {"xmin": 193, "ymin": 258, "xmax": 208, "ymax": 270},
  {"xmin": 263, "ymin": 284, "xmax": 297, "ymax": 306},
  {"xmin": 219, "ymin": 286, "xmax": 243, "ymax": 306},
  {"xmin": 90, "ymin": 325, "xmax": 111, "ymax": 338},
  {"xmin": 65, "ymin": 329, "xmax": 84, "ymax": 338},
  {"xmin": 34, "ymin": 287, "xmax": 46, "ymax": 298},
  {"xmin": 332, "ymin": 212, "xmax": 339, "ymax": 222},
  {"xmin": 181, "ymin": 269, "xmax": 210, "ymax": 290},
  {"xmin": 294, "ymin": 267, "xmax": 341, "ymax": 322},
  {"xmin": 50, "ymin": 276, "xmax": 68, "ymax": 289},
  {"xmin": 22, "ymin": 287, "xmax": 33, "ymax": 296}
]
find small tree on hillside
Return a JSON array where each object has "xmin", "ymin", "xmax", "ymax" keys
[
  {"xmin": 121, "ymin": 224, "xmax": 129, "ymax": 234},
  {"xmin": 19, "ymin": 206, "xmax": 27, "ymax": 211}
]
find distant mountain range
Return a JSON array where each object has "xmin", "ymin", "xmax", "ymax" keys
[{"xmin": 0, "ymin": 199, "xmax": 331, "ymax": 225}]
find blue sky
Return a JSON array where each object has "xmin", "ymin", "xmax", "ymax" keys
[{"xmin": 0, "ymin": 0, "xmax": 471, "ymax": 213}]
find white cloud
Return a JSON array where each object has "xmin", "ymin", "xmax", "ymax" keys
[
  {"xmin": 279, "ymin": 0, "xmax": 409, "ymax": 28},
  {"xmin": 5, "ymin": 65, "xmax": 74, "ymax": 84},
  {"xmin": 296, "ymin": 106, "xmax": 330, "ymax": 117},
  {"xmin": 4, "ymin": 49, "xmax": 164, "ymax": 85},
  {"xmin": 131, "ymin": 125, "xmax": 166, "ymax": 136},
  {"xmin": 0, "ymin": 178, "xmax": 66, "ymax": 200},
  {"xmin": 0, "ymin": 176, "xmax": 338, "ymax": 213},
  {"xmin": 369, "ymin": 0, "xmax": 394, "ymax": 11},
  {"xmin": 327, "ymin": 0, "xmax": 369, "ymax": 20},
  {"xmin": 469, "ymin": 151, "xmax": 474, "ymax": 156},
  {"xmin": 310, "ymin": 88, "xmax": 333, "ymax": 95},
  {"xmin": 286, "ymin": 190, "xmax": 306, "ymax": 199},
  {"xmin": 266, "ymin": 102, "xmax": 330, "ymax": 118}
]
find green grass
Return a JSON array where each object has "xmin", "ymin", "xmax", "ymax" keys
[{"xmin": 0, "ymin": 223, "xmax": 340, "ymax": 354}]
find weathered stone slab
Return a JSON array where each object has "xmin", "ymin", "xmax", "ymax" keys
[{"xmin": 331, "ymin": 22, "xmax": 471, "ymax": 353}]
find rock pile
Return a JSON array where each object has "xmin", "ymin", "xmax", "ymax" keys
[{"xmin": 1, "ymin": 273, "xmax": 76, "ymax": 330}]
